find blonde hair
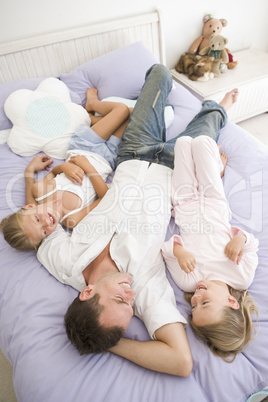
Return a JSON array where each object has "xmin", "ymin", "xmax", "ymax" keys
[
  {"xmin": 184, "ymin": 288, "xmax": 259, "ymax": 362},
  {"xmin": 0, "ymin": 209, "xmax": 40, "ymax": 252}
]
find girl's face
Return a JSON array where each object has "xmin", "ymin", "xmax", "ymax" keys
[
  {"xmin": 190, "ymin": 280, "xmax": 239, "ymax": 326},
  {"xmin": 21, "ymin": 204, "xmax": 60, "ymax": 243}
]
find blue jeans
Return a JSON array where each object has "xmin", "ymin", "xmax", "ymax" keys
[{"xmin": 116, "ymin": 64, "xmax": 228, "ymax": 169}]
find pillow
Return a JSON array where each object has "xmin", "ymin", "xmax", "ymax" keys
[
  {"xmin": 100, "ymin": 96, "xmax": 174, "ymax": 129},
  {"xmin": 0, "ymin": 129, "xmax": 10, "ymax": 144},
  {"xmin": 60, "ymin": 42, "xmax": 159, "ymax": 106},
  {"xmin": 0, "ymin": 78, "xmax": 81, "ymax": 132},
  {"xmin": 4, "ymin": 77, "xmax": 91, "ymax": 159},
  {"xmin": 0, "ymin": 78, "xmax": 44, "ymax": 131}
]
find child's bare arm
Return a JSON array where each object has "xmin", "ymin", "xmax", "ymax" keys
[
  {"xmin": 61, "ymin": 198, "xmax": 102, "ymax": 229},
  {"xmin": 173, "ymin": 243, "xmax": 196, "ymax": 273},
  {"xmin": 53, "ymin": 162, "xmax": 84, "ymax": 185},
  {"xmin": 69, "ymin": 155, "xmax": 108, "ymax": 199},
  {"xmin": 24, "ymin": 154, "xmax": 53, "ymax": 204}
]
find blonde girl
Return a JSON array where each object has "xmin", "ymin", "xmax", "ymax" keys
[
  {"xmin": 1, "ymin": 88, "xmax": 131, "ymax": 251},
  {"xmin": 162, "ymin": 132, "xmax": 259, "ymax": 361}
]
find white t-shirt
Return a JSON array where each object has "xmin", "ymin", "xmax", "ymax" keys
[{"xmin": 37, "ymin": 159, "xmax": 187, "ymax": 339}]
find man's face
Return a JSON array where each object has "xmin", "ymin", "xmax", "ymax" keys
[{"xmin": 80, "ymin": 272, "xmax": 136, "ymax": 330}]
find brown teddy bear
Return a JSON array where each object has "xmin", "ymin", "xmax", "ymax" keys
[
  {"xmin": 189, "ymin": 14, "xmax": 227, "ymax": 54},
  {"xmin": 189, "ymin": 14, "xmax": 237, "ymax": 69},
  {"xmin": 199, "ymin": 34, "xmax": 228, "ymax": 76}
]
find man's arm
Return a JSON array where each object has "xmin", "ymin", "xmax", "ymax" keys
[{"xmin": 109, "ymin": 322, "xmax": 193, "ymax": 377}]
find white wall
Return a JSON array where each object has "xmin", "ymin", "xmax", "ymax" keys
[{"xmin": 1, "ymin": 0, "xmax": 268, "ymax": 68}]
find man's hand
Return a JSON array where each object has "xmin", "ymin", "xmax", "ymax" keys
[
  {"xmin": 224, "ymin": 234, "xmax": 246, "ymax": 264},
  {"xmin": 173, "ymin": 243, "xmax": 196, "ymax": 273}
]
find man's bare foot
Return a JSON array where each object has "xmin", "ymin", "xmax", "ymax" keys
[
  {"xmin": 220, "ymin": 151, "xmax": 228, "ymax": 178},
  {"xmin": 85, "ymin": 88, "xmax": 99, "ymax": 112},
  {"xmin": 219, "ymin": 88, "xmax": 239, "ymax": 111}
]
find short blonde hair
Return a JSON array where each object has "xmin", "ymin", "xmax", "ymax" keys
[
  {"xmin": 184, "ymin": 288, "xmax": 258, "ymax": 362},
  {"xmin": 0, "ymin": 209, "xmax": 40, "ymax": 252}
]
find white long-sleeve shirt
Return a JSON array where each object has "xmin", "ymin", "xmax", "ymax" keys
[
  {"xmin": 37, "ymin": 159, "xmax": 187, "ymax": 339},
  {"xmin": 162, "ymin": 197, "xmax": 259, "ymax": 292},
  {"xmin": 162, "ymin": 136, "xmax": 259, "ymax": 293}
]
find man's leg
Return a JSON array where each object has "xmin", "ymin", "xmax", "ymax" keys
[
  {"xmin": 116, "ymin": 64, "xmax": 173, "ymax": 166},
  {"xmin": 160, "ymin": 89, "xmax": 239, "ymax": 169},
  {"xmin": 160, "ymin": 100, "xmax": 228, "ymax": 169}
]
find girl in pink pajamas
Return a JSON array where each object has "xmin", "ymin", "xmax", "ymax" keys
[{"xmin": 162, "ymin": 133, "xmax": 259, "ymax": 362}]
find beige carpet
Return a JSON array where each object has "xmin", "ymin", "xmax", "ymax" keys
[{"xmin": 0, "ymin": 348, "xmax": 16, "ymax": 401}]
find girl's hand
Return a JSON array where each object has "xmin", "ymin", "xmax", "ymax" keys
[
  {"xmin": 68, "ymin": 155, "xmax": 92, "ymax": 173},
  {"xmin": 25, "ymin": 154, "xmax": 53, "ymax": 174},
  {"xmin": 224, "ymin": 234, "xmax": 246, "ymax": 264},
  {"xmin": 62, "ymin": 162, "xmax": 84, "ymax": 185},
  {"xmin": 173, "ymin": 243, "xmax": 196, "ymax": 274}
]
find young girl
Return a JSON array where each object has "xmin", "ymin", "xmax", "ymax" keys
[
  {"xmin": 0, "ymin": 88, "xmax": 131, "ymax": 251},
  {"xmin": 162, "ymin": 123, "xmax": 259, "ymax": 361}
]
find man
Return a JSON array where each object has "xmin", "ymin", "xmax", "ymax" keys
[{"xmin": 38, "ymin": 64, "xmax": 228, "ymax": 376}]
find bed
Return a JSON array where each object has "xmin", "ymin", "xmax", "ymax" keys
[{"xmin": 0, "ymin": 10, "xmax": 268, "ymax": 402}]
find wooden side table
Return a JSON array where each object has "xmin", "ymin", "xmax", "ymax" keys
[{"xmin": 171, "ymin": 48, "xmax": 268, "ymax": 123}]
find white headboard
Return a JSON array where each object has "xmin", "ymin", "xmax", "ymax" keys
[{"xmin": 0, "ymin": 10, "xmax": 165, "ymax": 84}]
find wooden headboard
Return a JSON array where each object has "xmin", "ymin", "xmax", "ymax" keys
[{"xmin": 0, "ymin": 10, "xmax": 165, "ymax": 84}]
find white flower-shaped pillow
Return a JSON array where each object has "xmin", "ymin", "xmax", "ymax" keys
[{"xmin": 4, "ymin": 77, "xmax": 91, "ymax": 159}]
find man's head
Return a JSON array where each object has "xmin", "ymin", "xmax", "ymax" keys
[{"xmin": 65, "ymin": 272, "xmax": 136, "ymax": 354}]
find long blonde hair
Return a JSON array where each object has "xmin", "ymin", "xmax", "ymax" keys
[
  {"xmin": 184, "ymin": 288, "xmax": 259, "ymax": 362},
  {"xmin": 0, "ymin": 209, "xmax": 40, "ymax": 251}
]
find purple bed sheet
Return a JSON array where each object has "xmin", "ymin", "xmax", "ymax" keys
[{"xmin": 0, "ymin": 81, "xmax": 268, "ymax": 402}]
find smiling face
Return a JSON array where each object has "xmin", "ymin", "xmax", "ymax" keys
[
  {"xmin": 190, "ymin": 280, "xmax": 240, "ymax": 327},
  {"xmin": 21, "ymin": 203, "xmax": 59, "ymax": 243},
  {"xmin": 79, "ymin": 272, "xmax": 136, "ymax": 331}
]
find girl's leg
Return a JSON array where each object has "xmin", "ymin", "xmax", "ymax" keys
[
  {"xmin": 172, "ymin": 136, "xmax": 198, "ymax": 207},
  {"xmin": 85, "ymin": 88, "xmax": 130, "ymax": 141},
  {"xmin": 89, "ymin": 107, "xmax": 133, "ymax": 139},
  {"xmin": 191, "ymin": 136, "xmax": 226, "ymax": 201},
  {"xmin": 111, "ymin": 114, "xmax": 131, "ymax": 139}
]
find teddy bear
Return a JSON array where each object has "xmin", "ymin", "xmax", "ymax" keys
[
  {"xmin": 189, "ymin": 14, "xmax": 227, "ymax": 54},
  {"xmin": 199, "ymin": 35, "xmax": 228, "ymax": 76},
  {"xmin": 189, "ymin": 14, "xmax": 237, "ymax": 69}
]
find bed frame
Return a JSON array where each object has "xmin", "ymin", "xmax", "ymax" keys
[{"xmin": 0, "ymin": 10, "xmax": 165, "ymax": 83}]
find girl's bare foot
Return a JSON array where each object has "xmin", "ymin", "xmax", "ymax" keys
[
  {"xmin": 219, "ymin": 88, "xmax": 239, "ymax": 111},
  {"xmin": 85, "ymin": 88, "xmax": 99, "ymax": 112}
]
